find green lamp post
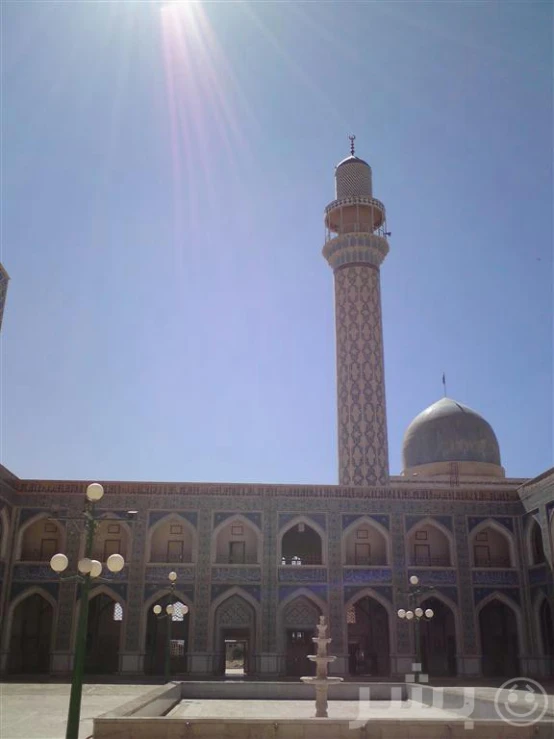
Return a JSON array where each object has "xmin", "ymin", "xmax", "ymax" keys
[
  {"xmin": 397, "ymin": 575, "xmax": 435, "ymax": 672},
  {"xmin": 152, "ymin": 571, "xmax": 188, "ymax": 683},
  {"xmin": 49, "ymin": 482, "xmax": 126, "ymax": 739}
]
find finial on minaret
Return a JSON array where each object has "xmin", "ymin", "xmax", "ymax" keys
[
  {"xmin": 348, "ymin": 134, "xmax": 356, "ymax": 156},
  {"xmin": 442, "ymin": 372, "xmax": 447, "ymax": 397}
]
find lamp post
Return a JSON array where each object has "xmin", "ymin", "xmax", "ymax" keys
[
  {"xmin": 152, "ymin": 571, "xmax": 188, "ymax": 683},
  {"xmin": 49, "ymin": 483, "xmax": 126, "ymax": 739},
  {"xmin": 397, "ymin": 575, "xmax": 434, "ymax": 672}
]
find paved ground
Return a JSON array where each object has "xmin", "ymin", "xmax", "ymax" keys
[{"xmin": 0, "ymin": 683, "xmax": 152, "ymax": 739}]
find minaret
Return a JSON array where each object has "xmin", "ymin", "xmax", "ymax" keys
[{"xmin": 323, "ymin": 137, "xmax": 390, "ymax": 486}]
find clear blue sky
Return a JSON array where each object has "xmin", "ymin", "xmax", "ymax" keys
[{"xmin": 2, "ymin": 1, "xmax": 552, "ymax": 483}]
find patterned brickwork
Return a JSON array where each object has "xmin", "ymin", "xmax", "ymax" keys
[
  {"xmin": 334, "ymin": 265, "xmax": 389, "ymax": 486},
  {"xmin": 124, "ymin": 509, "xmax": 147, "ymax": 652}
]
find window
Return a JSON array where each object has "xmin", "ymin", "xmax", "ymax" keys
[
  {"xmin": 231, "ymin": 524, "xmax": 244, "ymax": 536},
  {"xmin": 356, "ymin": 528, "xmax": 369, "ymax": 540},
  {"xmin": 347, "ymin": 606, "xmax": 356, "ymax": 624},
  {"xmin": 355, "ymin": 543, "xmax": 371, "ymax": 565},
  {"xmin": 40, "ymin": 538, "xmax": 58, "ymax": 561},
  {"xmin": 172, "ymin": 601, "xmax": 187, "ymax": 622},
  {"xmin": 414, "ymin": 544, "xmax": 430, "ymax": 565},
  {"xmin": 474, "ymin": 545, "xmax": 490, "ymax": 566},
  {"xmin": 170, "ymin": 524, "xmax": 183, "ymax": 535},
  {"xmin": 170, "ymin": 639, "xmax": 185, "ymax": 656},
  {"xmin": 167, "ymin": 540, "xmax": 184, "ymax": 562},
  {"xmin": 415, "ymin": 530, "xmax": 428, "ymax": 541},
  {"xmin": 229, "ymin": 541, "xmax": 246, "ymax": 564},
  {"xmin": 103, "ymin": 540, "xmax": 121, "ymax": 559},
  {"xmin": 113, "ymin": 603, "xmax": 123, "ymax": 621}
]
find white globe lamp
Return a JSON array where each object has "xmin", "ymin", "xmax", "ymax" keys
[
  {"xmin": 86, "ymin": 483, "xmax": 104, "ymax": 502},
  {"xmin": 397, "ymin": 609, "xmax": 406, "ymax": 619},
  {"xmin": 106, "ymin": 553, "xmax": 125, "ymax": 573},
  {"xmin": 425, "ymin": 608, "xmax": 434, "ymax": 619},
  {"xmin": 415, "ymin": 607, "xmax": 423, "ymax": 618},
  {"xmin": 409, "ymin": 575, "xmax": 419, "ymax": 586},
  {"xmin": 50, "ymin": 553, "xmax": 69, "ymax": 573},
  {"xmin": 78, "ymin": 558, "xmax": 93, "ymax": 575},
  {"xmin": 153, "ymin": 605, "xmax": 162, "ymax": 615},
  {"xmin": 90, "ymin": 560, "xmax": 102, "ymax": 578},
  {"xmin": 168, "ymin": 571, "xmax": 177, "ymax": 582}
]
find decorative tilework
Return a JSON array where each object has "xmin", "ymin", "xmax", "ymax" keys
[
  {"xmin": 278, "ymin": 567, "xmax": 327, "ymax": 583},
  {"xmin": 528, "ymin": 566, "xmax": 548, "ymax": 585},
  {"xmin": 213, "ymin": 511, "xmax": 261, "ymax": 529},
  {"xmin": 19, "ymin": 508, "xmax": 57, "ymax": 526},
  {"xmin": 11, "ymin": 564, "xmax": 61, "ymax": 581},
  {"xmin": 343, "ymin": 585, "xmax": 392, "ymax": 603},
  {"xmin": 211, "ymin": 584, "xmax": 261, "ymax": 602},
  {"xmin": 279, "ymin": 585, "xmax": 327, "ymax": 602},
  {"xmin": 407, "ymin": 569, "xmax": 456, "ymax": 585},
  {"xmin": 468, "ymin": 516, "xmax": 514, "ymax": 532},
  {"xmin": 144, "ymin": 583, "xmax": 194, "ymax": 602},
  {"xmin": 405, "ymin": 515, "xmax": 453, "ymax": 532},
  {"xmin": 343, "ymin": 568, "xmax": 392, "ymax": 584},
  {"xmin": 473, "ymin": 588, "xmax": 520, "ymax": 606},
  {"xmin": 10, "ymin": 581, "xmax": 59, "ymax": 600},
  {"xmin": 148, "ymin": 510, "xmax": 197, "ymax": 528},
  {"xmin": 472, "ymin": 570, "xmax": 518, "ymax": 586},
  {"xmin": 278, "ymin": 512, "xmax": 326, "ymax": 531},
  {"xmin": 342, "ymin": 514, "xmax": 390, "ymax": 530},
  {"xmin": 333, "ymin": 265, "xmax": 389, "ymax": 486},
  {"xmin": 430, "ymin": 586, "xmax": 459, "ymax": 605},
  {"xmin": 212, "ymin": 567, "xmax": 261, "ymax": 583},
  {"xmin": 145, "ymin": 566, "xmax": 195, "ymax": 582}
]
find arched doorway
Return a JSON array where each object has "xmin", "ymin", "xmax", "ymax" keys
[
  {"xmin": 479, "ymin": 599, "xmax": 519, "ymax": 676},
  {"xmin": 419, "ymin": 597, "xmax": 457, "ymax": 676},
  {"xmin": 281, "ymin": 595, "xmax": 322, "ymax": 677},
  {"xmin": 529, "ymin": 521, "xmax": 546, "ymax": 565},
  {"xmin": 8, "ymin": 592, "xmax": 53, "ymax": 673},
  {"xmin": 145, "ymin": 600, "xmax": 189, "ymax": 675},
  {"xmin": 85, "ymin": 593, "xmax": 123, "ymax": 674},
  {"xmin": 214, "ymin": 593, "xmax": 256, "ymax": 676},
  {"xmin": 347, "ymin": 596, "xmax": 390, "ymax": 677}
]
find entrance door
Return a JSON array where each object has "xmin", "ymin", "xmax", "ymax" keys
[
  {"xmin": 347, "ymin": 597, "xmax": 390, "ymax": 676},
  {"xmin": 479, "ymin": 600, "xmax": 519, "ymax": 677},
  {"xmin": 285, "ymin": 629, "xmax": 315, "ymax": 676},
  {"xmin": 9, "ymin": 594, "xmax": 53, "ymax": 673},
  {"xmin": 221, "ymin": 628, "xmax": 249, "ymax": 676},
  {"xmin": 85, "ymin": 594, "xmax": 122, "ymax": 674}
]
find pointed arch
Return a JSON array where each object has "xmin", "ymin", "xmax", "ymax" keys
[
  {"xmin": 342, "ymin": 516, "xmax": 391, "ymax": 566},
  {"xmin": 15, "ymin": 512, "xmax": 65, "ymax": 562},
  {"xmin": 146, "ymin": 513, "xmax": 197, "ymax": 564},
  {"xmin": 211, "ymin": 514, "xmax": 261, "ymax": 565},
  {"xmin": 525, "ymin": 517, "xmax": 546, "ymax": 566},
  {"xmin": 5, "ymin": 587, "xmax": 56, "ymax": 674},
  {"xmin": 418, "ymin": 591, "xmax": 460, "ymax": 676},
  {"xmin": 142, "ymin": 588, "xmax": 193, "ymax": 675},
  {"xmin": 476, "ymin": 590, "xmax": 525, "ymax": 673},
  {"xmin": 278, "ymin": 515, "xmax": 326, "ymax": 566},
  {"xmin": 406, "ymin": 517, "xmax": 454, "ymax": 567},
  {"xmin": 140, "ymin": 587, "xmax": 194, "ymax": 658},
  {"xmin": 277, "ymin": 587, "xmax": 328, "ymax": 651},
  {"xmin": 470, "ymin": 519, "xmax": 516, "ymax": 568},
  {"xmin": 208, "ymin": 586, "xmax": 261, "ymax": 653},
  {"xmin": 84, "ymin": 513, "xmax": 133, "ymax": 562},
  {"xmin": 343, "ymin": 587, "xmax": 395, "ymax": 662},
  {"xmin": 0, "ymin": 507, "xmax": 10, "ymax": 559},
  {"xmin": 533, "ymin": 591, "xmax": 554, "ymax": 659}
]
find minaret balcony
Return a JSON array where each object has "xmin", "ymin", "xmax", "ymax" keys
[
  {"xmin": 322, "ymin": 232, "xmax": 389, "ymax": 270},
  {"xmin": 325, "ymin": 196, "xmax": 386, "ymax": 233}
]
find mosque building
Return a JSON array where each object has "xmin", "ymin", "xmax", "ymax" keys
[{"xmin": 0, "ymin": 147, "xmax": 552, "ymax": 680}]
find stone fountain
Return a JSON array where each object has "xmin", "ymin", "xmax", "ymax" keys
[{"xmin": 300, "ymin": 615, "xmax": 343, "ymax": 718}]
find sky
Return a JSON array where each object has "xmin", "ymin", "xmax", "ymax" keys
[{"xmin": 1, "ymin": 0, "xmax": 552, "ymax": 484}]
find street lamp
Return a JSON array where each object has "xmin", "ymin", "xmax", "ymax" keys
[
  {"xmin": 152, "ymin": 571, "xmax": 188, "ymax": 683},
  {"xmin": 49, "ymin": 483, "xmax": 126, "ymax": 739},
  {"xmin": 397, "ymin": 575, "xmax": 434, "ymax": 672}
]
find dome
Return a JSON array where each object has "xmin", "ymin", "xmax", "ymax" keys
[
  {"xmin": 336, "ymin": 154, "xmax": 370, "ymax": 169},
  {"xmin": 402, "ymin": 397, "xmax": 503, "ymax": 475},
  {"xmin": 334, "ymin": 154, "xmax": 372, "ymax": 199}
]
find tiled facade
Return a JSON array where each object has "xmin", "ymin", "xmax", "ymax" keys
[{"xmin": 0, "ymin": 150, "xmax": 552, "ymax": 680}]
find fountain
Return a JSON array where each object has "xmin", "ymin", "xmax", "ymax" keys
[{"xmin": 300, "ymin": 615, "xmax": 343, "ymax": 717}]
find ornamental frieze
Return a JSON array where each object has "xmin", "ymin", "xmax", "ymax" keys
[
  {"xmin": 211, "ymin": 567, "xmax": 261, "ymax": 583},
  {"xmin": 145, "ymin": 565, "xmax": 195, "ymax": 582},
  {"xmin": 343, "ymin": 568, "xmax": 392, "ymax": 584},
  {"xmin": 278, "ymin": 567, "xmax": 327, "ymax": 583},
  {"xmin": 407, "ymin": 569, "xmax": 457, "ymax": 585},
  {"xmin": 472, "ymin": 570, "xmax": 519, "ymax": 586}
]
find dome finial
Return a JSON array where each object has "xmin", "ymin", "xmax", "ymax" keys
[
  {"xmin": 442, "ymin": 372, "xmax": 447, "ymax": 397},
  {"xmin": 348, "ymin": 133, "xmax": 356, "ymax": 156}
]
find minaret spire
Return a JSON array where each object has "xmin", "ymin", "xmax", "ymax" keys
[{"xmin": 323, "ymin": 143, "xmax": 390, "ymax": 486}]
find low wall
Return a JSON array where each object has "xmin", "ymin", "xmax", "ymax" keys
[{"xmin": 181, "ymin": 680, "xmax": 407, "ymax": 701}]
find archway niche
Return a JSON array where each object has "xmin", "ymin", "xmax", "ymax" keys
[
  {"xmin": 149, "ymin": 515, "xmax": 194, "ymax": 563},
  {"xmin": 344, "ymin": 520, "xmax": 388, "ymax": 565},
  {"xmin": 85, "ymin": 593, "xmax": 123, "ymax": 674},
  {"xmin": 347, "ymin": 596, "xmax": 390, "ymax": 677},
  {"xmin": 471, "ymin": 525, "xmax": 512, "ymax": 568},
  {"xmin": 214, "ymin": 517, "xmax": 259, "ymax": 565},
  {"xmin": 539, "ymin": 599, "xmax": 554, "ymax": 659},
  {"xmin": 282, "ymin": 596, "xmax": 321, "ymax": 677},
  {"xmin": 19, "ymin": 517, "xmax": 63, "ymax": 562},
  {"xmin": 419, "ymin": 597, "xmax": 457, "ymax": 676},
  {"xmin": 407, "ymin": 521, "xmax": 451, "ymax": 567},
  {"xmin": 479, "ymin": 599, "xmax": 519, "ymax": 676},
  {"xmin": 281, "ymin": 523, "xmax": 322, "ymax": 566},
  {"xmin": 214, "ymin": 594, "xmax": 256, "ymax": 677},
  {"xmin": 8, "ymin": 592, "xmax": 54, "ymax": 673},
  {"xmin": 90, "ymin": 519, "xmax": 130, "ymax": 562},
  {"xmin": 529, "ymin": 520, "xmax": 546, "ymax": 565},
  {"xmin": 145, "ymin": 599, "xmax": 190, "ymax": 675}
]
